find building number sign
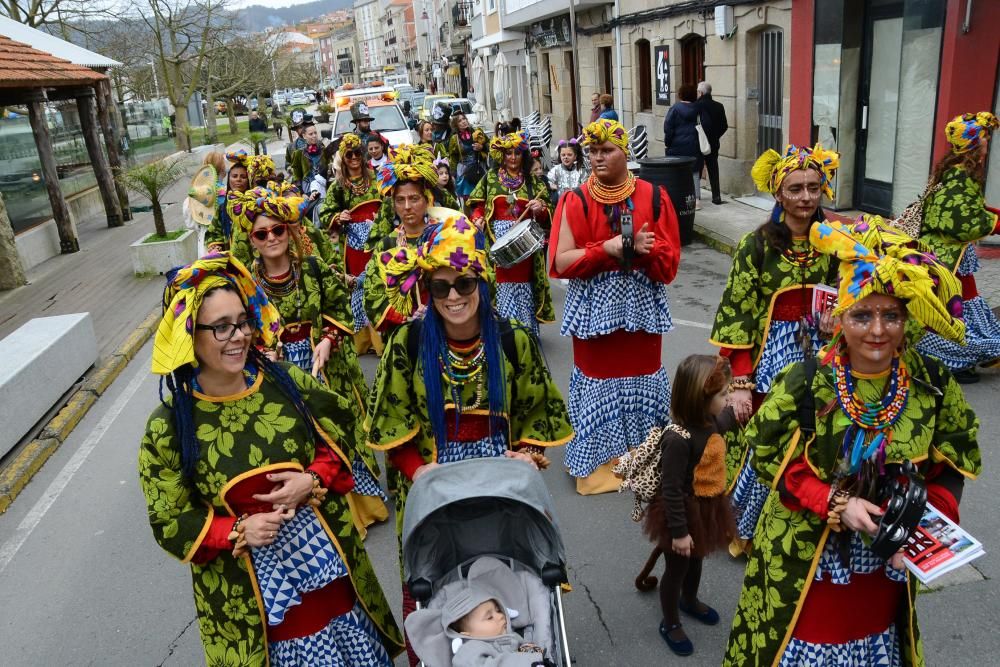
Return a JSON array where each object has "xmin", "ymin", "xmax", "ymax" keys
[{"xmin": 655, "ymin": 45, "xmax": 670, "ymax": 106}]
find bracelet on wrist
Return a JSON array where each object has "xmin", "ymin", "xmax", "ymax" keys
[
  {"xmin": 826, "ymin": 486, "xmax": 851, "ymax": 533},
  {"xmin": 306, "ymin": 470, "xmax": 328, "ymax": 507},
  {"xmin": 729, "ymin": 378, "xmax": 756, "ymax": 392},
  {"xmin": 228, "ymin": 513, "xmax": 249, "ymax": 557}
]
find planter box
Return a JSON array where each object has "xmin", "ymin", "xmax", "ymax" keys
[{"xmin": 130, "ymin": 228, "xmax": 197, "ymax": 275}]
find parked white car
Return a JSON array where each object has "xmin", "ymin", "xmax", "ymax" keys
[
  {"xmin": 289, "ymin": 91, "xmax": 309, "ymax": 105},
  {"xmin": 441, "ymin": 98, "xmax": 479, "ymax": 128}
]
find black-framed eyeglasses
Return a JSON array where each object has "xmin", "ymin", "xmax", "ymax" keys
[
  {"xmin": 195, "ymin": 318, "xmax": 255, "ymax": 342},
  {"xmin": 427, "ymin": 275, "xmax": 479, "ymax": 299}
]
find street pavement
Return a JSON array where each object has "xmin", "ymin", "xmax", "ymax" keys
[{"xmin": 1, "ymin": 241, "xmax": 998, "ymax": 666}]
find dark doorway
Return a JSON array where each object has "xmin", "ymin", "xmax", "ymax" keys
[
  {"xmin": 757, "ymin": 27, "xmax": 784, "ymax": 156},
  {"xmin": 680, "ymin": 34, "xmax": 705, "ymax": 90},
  {"xmin": 566, "ymin": 50, "xmax": 579, "ymax": 134},
  {"xmin": 599, "ymin": 46, "xmax": 614, "ymax": 98}
]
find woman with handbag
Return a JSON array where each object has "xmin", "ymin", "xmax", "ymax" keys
[{"xmin": 663, "ymin": 84, "xmax": 711, "ymax": 210}]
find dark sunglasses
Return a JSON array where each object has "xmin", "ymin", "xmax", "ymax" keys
[
  {"xmin": 427, "ymin": 275, "xmax": 479, "ymax": 299},
  {"xmin": 251, "ymin": 224, "xmax": 288, "ymax": 242},
  {"xmin": 345, "ymin": 149, "xmax": 363, "ymax": 159}
]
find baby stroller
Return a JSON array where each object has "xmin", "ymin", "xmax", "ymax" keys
[{"xmin": 402, "ymin": 458, "xmax": 572, "ymax": 667}]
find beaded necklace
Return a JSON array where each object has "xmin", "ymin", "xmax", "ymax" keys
[
  {"xmin": 498, "ymin": 168, "xmax": 526, "ymax": 218},
  {"xmin": 253, "ymin": 259, "xmax": 303, "ymax": 319},
  {"xmin": 588, "ymin": 172, "xmax": 636, "ymax": 204},
  {"xmin": 348, "ymin": 175, "xmax": 370, "ymax": 197},
  {"xmin": 781, "ymin": 244, "xmax": 822, "ymax": 268},
  {"xmin": 441, "ymin": 337, "xmax": 486, "ymax": 412},
  {"xmin": 832, "ymin": 352, "xmax": 910, "ymax": 475}
]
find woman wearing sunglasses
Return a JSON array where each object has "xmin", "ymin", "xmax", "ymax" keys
[
  {"xmin": 318, "ymin": 133, "xmax": 385, "ymax": 355},
  {"xmin": 366, "ymin": 210, "xmax": 572, "ymax": 664},
  {"xmin": 246, "ymin": 191, "xmax": 389, "ymax": 534},
  {"xmin": 140, "ymin": 253, "xmax": 404, "ymax": 667},
  {"xmin": 468, "ymin": 132, "xmax": 554, "ymax": 338},
  {"xmin": 724, "ymin": 217, "xmax": 980, "ymax": 667},
  {"xmin": 363, "ymin": 145, "xmax": 460, "ymax": 337}
]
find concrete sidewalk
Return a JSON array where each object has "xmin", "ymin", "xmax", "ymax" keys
[{"xmin": 690, "ymin": 193, "xmax": 1000, "ymax": 311}]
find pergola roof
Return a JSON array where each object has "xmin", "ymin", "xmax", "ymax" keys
[
  {"xmin": 0, "ymin": 33, "xmax": 104, "ymax": 89},
  {"xmin": 0, "ymin": 16, "xmax": 120, "ymax": 69}
]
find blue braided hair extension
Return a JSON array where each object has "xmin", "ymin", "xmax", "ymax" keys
[
  {"xmin": 477, "ymin": 282, "xmax": 509, "ymax": 440},
  {"xmin": 770, "ymin": 201, "xmax": 784, "ymax": 225},
  {"xmin": 164, "ymin": 365, "xmax": 200, "ymax": 479},
  {"xmin": 419, "ymin": 302, "xmax": 449, "ymax": 449}
]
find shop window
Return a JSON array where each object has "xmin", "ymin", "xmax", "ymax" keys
[{"xmin": 636, "ymin": 39, "xmax": 652, "ymax": 112}]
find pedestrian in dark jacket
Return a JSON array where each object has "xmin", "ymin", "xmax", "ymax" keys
[
  {"xmin": 697, "ymin": 82, "xmax": 728, "ymax": 204},
  {"xmin": 248, "ymin": 111, "xmax": 269, "ymax": 155},
  {"xmin": 663, "ymin": 84, "xmax": 711, "ymax": 209}
]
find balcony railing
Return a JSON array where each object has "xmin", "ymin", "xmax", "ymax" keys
[{"xmin": 453, "ymin": 0, "xmax": 473, "ymax": 26}]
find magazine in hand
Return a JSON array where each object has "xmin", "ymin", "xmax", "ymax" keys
[
  {"xmin": 902, "ymin": 502, "xmax": 984, "ymax": 584},
  {"xmin": 811, "ymin": 284, "xmax": 838, "ymax": 317}
]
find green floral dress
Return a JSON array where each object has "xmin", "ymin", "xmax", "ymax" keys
[
  {"xmin": 365, "ymin": 320, "xmax": 573, "ymax": 547},
  {"xmin": 139, "ymin": 365, "xmax": 404, "ymax": 666},
  {"xmin": 724, "ymin": 351, "xmax": 980, "ymax": 667},
  {"xmin": 261, "ymin": 256, "xmax": 383, "ymax": 500},
  {"xmin": 467, "ymin": 170, "xmax": 555, "ymax": 333}
]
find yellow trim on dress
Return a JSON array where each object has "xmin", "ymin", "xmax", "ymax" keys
[
  {"xmin": 193, "ymin": 372, "xmax": 264, "ymax": 403},
  {"xmin": 180, "ymin": 501, "xmax": 216, "ymax": 564},
  {"xmin": 219, "ymin": 461, "xmax": 304, "ymax": 515},
  {"xmin": 520, "ymin": 431, "xmax": 574, "ymax": 448},
  {"xmin": 929, "ymin": 446, "xmax": 978, "ymax": 480},
  {"xmin": 366, "ymin": 425, "xmax": 421, "ymax": 451},
  {"xmin": 770, "ymin": 523, "xmax": 832, "ymax": 667},
  {"xmin": 322, "ymin": 313, "xmax": 354, "ymax": 336}
]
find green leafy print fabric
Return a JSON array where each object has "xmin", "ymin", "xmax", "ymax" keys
[
  {"xmin": 363, "ymin": 189, "xmax": 460, "ymax": 254},
  {"xmin": 710, "ymin": 231, "xmax": 835, "ymax": 369},
  {"xmin": 919, "ymin": 167, "xmax": 997, "ymax": 271},
  {"xmin": 139, "ymin": 365, "xmax": 403, "ymax": 665},
  {"xmin": 266, "ymin": 257, "xmax": 380, "ymax": 477},
  {"xmin": 724, "ymin": 352, "xmax": 979, "ymax": 667},
  {"xmin": 317, "ymin": 178, "xmax": 382, "ymax": 263},
  {"xmin": 366, "ymin": 320, "xmax": 573, "ymax": 539}
]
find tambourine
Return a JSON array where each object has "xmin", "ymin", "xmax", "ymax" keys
[{"xmin": 870, "ymin": 460, "xmax": 926, "ymax": 560}]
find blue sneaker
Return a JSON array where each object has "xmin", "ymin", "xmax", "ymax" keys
[
  {"xmin": 679, "ymin": 599, "xmax": 720, "ymax": 625},
  {"xmin": 659, "ymin": 621, "xmax": 694, "ymax": 656}
]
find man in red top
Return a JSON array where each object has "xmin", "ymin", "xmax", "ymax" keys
[{"xmin": 550, "ymin": 119, "xmax": 681, "ymax": 494}]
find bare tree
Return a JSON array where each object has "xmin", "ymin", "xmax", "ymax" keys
[
  {"xmin": 133, "ymin": 0, "xmax": 235, "ymax": 151},
  {"xmin": 0, "ymin": 0, "xmax": 113, "ymax": 35},
  {"xmin": 204, "ymin": 35, "xmax": 278, "ymax": 140}
]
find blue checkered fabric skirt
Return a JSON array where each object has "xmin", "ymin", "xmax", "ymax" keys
[
  {"xmin": 351, "ymin": 458, "xmax": 387, "ymax": 500},
  {"xmin": 561, "ymin": 270, "xmax": 674, "ymax": 338},
  {"xmin": 493, "ymin": 218, "xmax": 542, "ymax": 337},
  {"xmin": 916, "ymin": 247, "xmax": 1000, "ymax": 369},
  {"xmin": 437, "ymin": 433, "xmax": 509, "ymax": 463},
  {"xmin": 283, "ymin": 338, "xmax": 319, "ymax": 378},
  {"xmin": 269, "ymin": 601, "xmax": 393, "ymax": 667},
  {"xmin": 776, "ymin": 533, "xmax": 905, "ymax": 667},
  {"xmin": 778, "ymin": 625, "xmax": 901, "ymax": 667},
  {"xmin": 346, "ymin": 221, "xmax": 373, "ymax": 332},
  {"xmin": 564, "ymin": 366, "xmax": 671, "ymax": 477},
  {"xmin": 731, "ymin": 461, "xmax": 770, "ymax": 541},
  {"xmin": 755, "ymin": 319, "xmax": 823, "ymax": 393}
]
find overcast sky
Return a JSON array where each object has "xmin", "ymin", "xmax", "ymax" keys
[{"xmin": 233, "ymin": 0, "xmax": 332, "ymax": 9}]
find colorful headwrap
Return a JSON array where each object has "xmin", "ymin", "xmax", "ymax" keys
[
  {"xmin": 152, "ymin": 253, "xmax": 280, "ymax": 375},
  {"xmin": 472, "ymin": 128, "xmax": 488, "ymax": 147},
  {"xmin": 945, "ymin": 111, "xmax": 998, "ymax": 154},
  {"xmin": 377, "ymin": 143, "xmax": 439, "ymax": 195},
  {"xmin": 246, "ymin": 189, "xmax": 305, "ymax": 224},
  {"xmin": 378, "ymin": 207, "xmax": 488, "ymax": 318},
  {"xmin": 265, "ymin": 180, "xmax": 302, "ymax": 198},
  {"xmin": 752, "ymin": 143, "xmax": 840, "ymax": 200},
  {"xmin": 581, "ymin": 119, "xmax": 629, "ymax": 153},
  {"xmin": 247, "ymin": 154, "xmax": 276, "ymax": 184},
  {"xmin": 809, "ymin": 216, "xmax": 965, "ymax": 343},
  {"xmin": 339, "ymin": 133, "xmax": 362, "ymax": 156},
  {"xmin": 488, "ymin": 132, "xmax": 529, "ymax": 164},
  {"xmin": 225, "ymin": 149, "xmax": 250, "ymax": 168}
]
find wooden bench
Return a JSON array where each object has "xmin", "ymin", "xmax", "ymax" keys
[{"xmin": 0, "ymin": 313, "xmax": 97, "ymax": 458}]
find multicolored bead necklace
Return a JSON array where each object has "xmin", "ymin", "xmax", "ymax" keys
[
  {"xmin": 442, "ymin": 338, "xmax": 486, "ymax": 412},
  {"xmin": 348, "ymin": 176, "xmax": 370, "ymax": 197},
  {"xmin": 832, "ymin": 352, "xmax": 910, "ymax": 475},
  {"xmin": 781, "ymin": 243, "xmax": 822, "ymax": 268},
  {"xmin": 497, "ymin": 168, "xmax": 524, "ymax": 191}
]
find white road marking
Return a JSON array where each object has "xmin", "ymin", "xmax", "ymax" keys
[
  {"xmin": 0, "ymin": 361, "xmax": 148, "ymax": 575},
  {"xmin": 672, "ymin": 318, "xmax": 712, "ymax": 330}
]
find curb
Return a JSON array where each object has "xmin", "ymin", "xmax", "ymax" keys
[
  {"xmin": 0, "ymin": 307, "xmax": 161, "ymax": 513},
  {"xmin": 692, "ymin": 223, "xmax": 738, "ymax": 257}
]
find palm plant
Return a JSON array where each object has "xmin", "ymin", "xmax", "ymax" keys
[
  {"xmin": 246, "ymin": 131, "xmax": 268, "ymax": 155},
  {"xmin": 117, "ymin": 158, "xmax": 186, "ymax": 238}
]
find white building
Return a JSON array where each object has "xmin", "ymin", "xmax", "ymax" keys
[{"xmin": 354, "ymin": 0, "xmax": 385, "ymax": 80}]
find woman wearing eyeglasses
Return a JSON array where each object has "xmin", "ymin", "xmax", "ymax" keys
[
  {"xmin": 318, "ymin": 134, "xmax": 384, "ymax": 355},
  {"xmin": 247, "ymin": 192, "xmax": 389, "ymax": 534},
  {"xmin": 724, "ymin": 217, "xmax": 979, "ymax": 667},
  {"xmin": 140, "ymin": 253, "xmax": 403, "ymax": 667},
  {"xmin": 468, "ymin": 132, "xmax": 554, "ymax": 338},
  {"xmin": 713, "ymin": 144, "xmax": 841, "ymax": 552},
  {"xmin": 366, "ymin": 210, "xmax": 572, "ymax": 665}
]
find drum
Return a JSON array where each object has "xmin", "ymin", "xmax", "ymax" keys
[{"xmin": 489, "ymin": 218, "xmax": 546, "ymax": 268}]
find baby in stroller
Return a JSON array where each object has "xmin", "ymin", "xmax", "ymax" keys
[{"xmin": 405, "ymin": 557, "xmax": 557, "ymax": 667}]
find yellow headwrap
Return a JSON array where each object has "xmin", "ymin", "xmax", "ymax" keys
[
  {"xmin": 945, "ymin": 111, "xmax": 998, "ymax": 154},
  {"xmin": 339, "ymin": 133, "xmax": 362, "ymax": 156},
  {"xmin": 245, "ymin": 189, "xmax": 305, "ymax": 224},
  {"xmin": 152, "ymin": 253, "xmax": 280, "ymax": 375},
  {"xmin": 581, "ymin": 119, "xmax": 629, "ymax": 153},
  {"xmin": 377, "ymin": 143, "xmax": 439, "ymax": 195},
  {"xmin": 488, "ymin": 132, "xmax": 529, "ymax": 164},
  {"xmin": 247, "ymin": 154, "xmax": 276, "ymax": 184},
  {"xmin": 264, "ymin": 180, "xmax": 303, "ymax": 198},
  {"xmin": 809, "ymin": 216, "xmax": 965, "ymax": 343},
  {"xmin": 751, "ymin": 143, "xmax": 840, "ymax": 200},
  {"xmin": 378, "ymin": 207, "xmax": 489, "ymax": 318}
]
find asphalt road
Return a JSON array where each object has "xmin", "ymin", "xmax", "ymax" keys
[{"xmin": 1, "ymin": 244, "xmax": 997, "ymax": 666}]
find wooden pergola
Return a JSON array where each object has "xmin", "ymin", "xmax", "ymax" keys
[{"xmin": 0, "ymin": 34, "xmax": 129, "ymax": 254}]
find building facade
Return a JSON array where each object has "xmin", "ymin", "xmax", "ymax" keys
[{"xmin": 354, "ymin": 0, "xmax": 385, "ymax": 80}]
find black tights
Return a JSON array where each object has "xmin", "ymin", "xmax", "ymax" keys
[{"xmin": 658, "ymin": 552, "xmax": 703, "ymax": 626}]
